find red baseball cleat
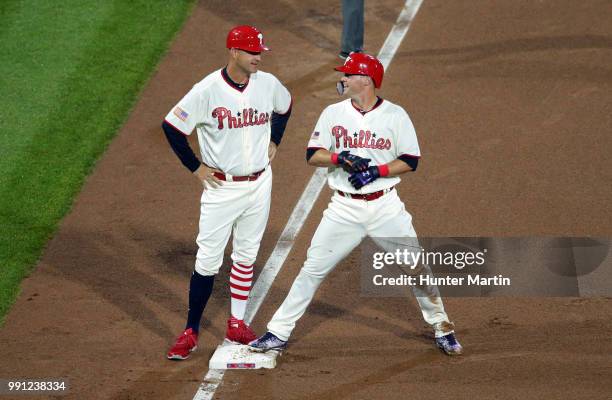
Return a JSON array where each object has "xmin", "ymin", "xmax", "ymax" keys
[
  {"xmin": 225, "ymin": 317, "xmax": 257, "ymax": 344},
  {"xmin": 167, "ymin": 328, "xmax": 198, "ymax": 360}
]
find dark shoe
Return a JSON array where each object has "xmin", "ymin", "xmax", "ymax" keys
[
  {"xmin": 339, "ymin": 50, "xmax": 363, "ymax": 60},
  {"xmin": 248, "ymin": 332, "xmax": 288, "ymax": 352},
  {"xmin": 435, "ymin": 332, "xmax": 463, "ymax": 356}
]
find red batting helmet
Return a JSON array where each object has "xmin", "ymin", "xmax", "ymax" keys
[
  {"xmin": 226, "ymin": 25, "xmax": 270, "ymax": 52},
  {"xmin": 334, "ymin": 52, "xmax": 384, "ymax": 88}
]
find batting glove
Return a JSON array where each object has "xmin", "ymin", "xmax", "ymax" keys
[
  {"xmin": 349, "ymin": 165, "xmax": 381, "ymax": 189},
  {"xmin": 335, "ymin": 150, "xmax": 371, "ymax": 173}
]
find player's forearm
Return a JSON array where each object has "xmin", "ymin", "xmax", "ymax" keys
[
  {"xmin": 306, "ymin": 148, "xmax": 336, "ymax": 167},
  {"xmin": 385, "ymin": 159, "xmax": 414, "ymax": 177}
]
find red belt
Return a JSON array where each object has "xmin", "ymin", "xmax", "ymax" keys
[
  {"xmin": 213, "ymin": 168, "xmax": 265, "ymax": 182},
  {"xmin": 337, "ymin": 187, "xmax": 394, "ymax": 201}
]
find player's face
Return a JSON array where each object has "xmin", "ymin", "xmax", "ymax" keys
[
  {"xmin": 235, "ymin": 49, "xmax": 262, "ymax": 74},
  {"xmin": 340, "ymin": 73, "xmax": 370, "ymax": 96}
]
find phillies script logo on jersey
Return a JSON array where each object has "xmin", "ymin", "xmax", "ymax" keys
[
  {"xmin": 332, "ymin": 125, "xmax": 391, "ymax": 150},
  {"xmin": 212, "ymin": 107, "xmax": 270, "ymax": 130}
]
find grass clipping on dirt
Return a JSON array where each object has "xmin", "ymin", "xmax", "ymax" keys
[{"xmin": 0, "ymin": 0, "xmax": 196, "ymax": 324}]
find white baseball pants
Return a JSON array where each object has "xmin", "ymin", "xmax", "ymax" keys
[
  {"xmin": 194, "ymin": 167, "xmax": 272, "ymax": 276},
  {"xmin": 267, "ymin": 189, "xmax": 451, "ymax": 341}
]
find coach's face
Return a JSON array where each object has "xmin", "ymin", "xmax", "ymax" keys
[{"xmin": 233, "ymin": 49, "xmax": 262, "ymax": 74}]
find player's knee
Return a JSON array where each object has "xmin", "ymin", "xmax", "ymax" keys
[
  {"xmin": 195, "ymin": 258, "xmax": 223, "ymax": 276},
  {"xmin": 301, "ymin": 261, "xmax": 329, "ymax": 280}
]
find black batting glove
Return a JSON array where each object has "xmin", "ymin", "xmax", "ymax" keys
[
  {"xmin": 337, "ymin": 150, "xmax": 371, "ymax": 173},
  {"xmin": 349, "ymin": 165, "xmax": 381, "ymax": 189}
]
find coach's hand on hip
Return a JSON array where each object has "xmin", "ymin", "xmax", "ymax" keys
[
  {"xmin": 193, "ymin": 164, "xmax": 223, "ymax": 190},
  {"xmin": 268, "ymin": 142, "xmax": 278, "ymax": 162}
]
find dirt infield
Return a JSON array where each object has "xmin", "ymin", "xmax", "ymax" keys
[{"xmin": 1, "ymin": 0, "xmax": 611, "ymax": 399}]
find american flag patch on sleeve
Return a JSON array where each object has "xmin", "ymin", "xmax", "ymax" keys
[
  {"xmin": 311, "ymin": 131, "xmax": 320, "ymax": 138},
  {"xmin": 173, "ymin": 106, "xmax": 189, "ymax": 121}
]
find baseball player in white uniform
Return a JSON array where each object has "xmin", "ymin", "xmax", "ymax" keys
[
  {"xmin": 249, "ymin": 53, "xmax": 462, "ymax": 356},
  {"xmin": 162, "ymin": 25, "xmax": 292, "ymax": 360}
]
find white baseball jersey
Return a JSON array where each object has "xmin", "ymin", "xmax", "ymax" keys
[
  {"xmin": 164, "ymin": 69, "xmax": 291, "ymax": 176},
  {"xmin": 307, "ymin": 98, "xmax": 421, "ymax": 194}
]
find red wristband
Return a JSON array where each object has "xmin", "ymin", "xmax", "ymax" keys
[
  {"xmin": 331, "ymin": 153, "xmax": 339, "ymax": 165},
  {"xmin": 378, "ymin": 164, "xmax": 390, "ymax": 177}
]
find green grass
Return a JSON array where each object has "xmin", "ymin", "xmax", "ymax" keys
[{"xmin": 0, "ymin": 0, "xmax": 196, "ymax": 324}]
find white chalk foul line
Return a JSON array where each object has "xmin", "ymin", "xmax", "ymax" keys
[
  {"xmin": 192, "ymin": 1, "xmax": 424, "ymax": 398},
  {"xmin": 244, "ymin": 167, "xmax": 328, "ymax": 324},
  {"xmin": 378, "ymin": 0, "xmax": 424, "ymax": 70}
]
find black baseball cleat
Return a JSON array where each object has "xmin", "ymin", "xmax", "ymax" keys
[
  {"xmin": 248, "ymin": 332, "xmax": 287, "ymax": 352},
  {"xmin": 339, "ymin": 50, "xmax": 362, "ymax": 60},
  {"xmin": 435, "ymin": 332, "xmax": 463, "ymax": 356}
]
